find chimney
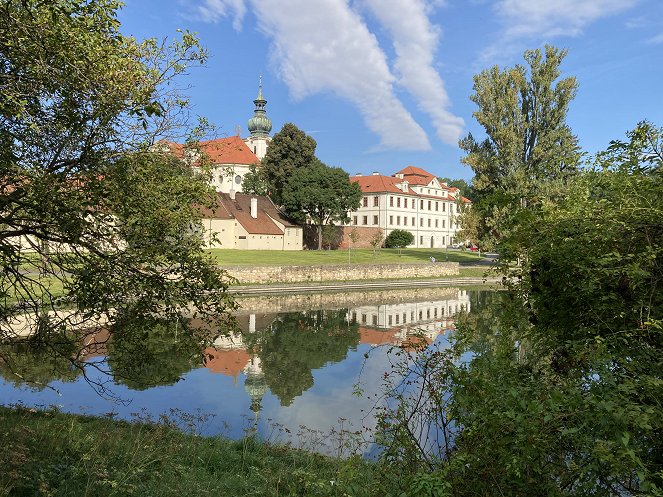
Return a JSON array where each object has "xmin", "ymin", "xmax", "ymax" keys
[
  {"xmin": 372, "ymin": 171, "xmax": 380, "ymax": 176},
  {"xmin": 355, "ymin": 173, "xmax": 363, "ymax": 177},
  {"xmin": 250, "ymin": 197, "xmax": 258, "ymax": 219},
  {"xmin": 230, "ymin": 189, "xmax": 236, "ymax": 200}
]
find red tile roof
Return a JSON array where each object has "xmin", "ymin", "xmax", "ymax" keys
[
  {"xmin": 163, "ymin": 136, "xmax": 259, "ymax": 166},
  {"xmin": 198, "ymin": 192, "xmax": 299, "ymax": 235},
  {"xmin": 350, "ymin": 174, "xmax": 404, "ymax": 194},
  {"xmin": 396, "ymin": 166, "xmax": 435, "ymax": 185}
]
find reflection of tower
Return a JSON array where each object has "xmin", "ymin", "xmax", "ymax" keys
[
  {"xmin": 243, "ymin": 356, "xmax": 266, "ymax": 420},
  {"xmin": 244, "ymin": 75, "xmax": 272, "ymax": 160}
]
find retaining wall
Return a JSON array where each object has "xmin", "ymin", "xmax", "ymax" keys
[{"xmin": 225, "ymin": 262, "xmax": 458, "ymax": 285}]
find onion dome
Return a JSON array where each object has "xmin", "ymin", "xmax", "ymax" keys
[{"xmin": 247, "ymin": 76, "xmax": 272, "ymax": 137}]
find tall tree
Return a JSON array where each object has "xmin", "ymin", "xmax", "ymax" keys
[
  {"xmin": 459, "ymin": 45, "xmax": 581, "ymax": 253},
  {"xmin": 260, "ymin": 123, "xmax": 317, "ymax": 205},
  {"xmin": 281, "ymin": 160, "xmax": 362, "ymax": 250},
  {"xmin": 0, "ymin": 0, "xmax": 236, "ymax": 382}
]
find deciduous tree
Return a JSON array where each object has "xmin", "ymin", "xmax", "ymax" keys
[
  {"xmin": 281, "ymin": 160, "xmax": 362, "ymax": 250},
  {"xmin": 0, "ymin": 0, "xmax": 237, "ymax": 384},
  {"xmin": 259, "ymin": 123, "xmax": 317, "ymax": 205},
  {"xmin": 459, "ymin": 45, "xmax": 581, "ymax": 254}
]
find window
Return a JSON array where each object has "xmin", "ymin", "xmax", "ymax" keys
[
  {"xmin": 435, "ymin": 219, "xmax": 438, "ymax": 228},
  {"xmin": 390, "ymin": 197, "xmax": 394, "ymax": 207},
  {"xmin": 450, "ymin": 204, "xmax": 454, "ymax": 213},
  {"xmin": 373, "ymin": 196, "xmax": 379, "ymax": 206},
  {"xmin": 235, "ymin": 175, "xmax": 242, "ymax": 185},
  {"xmin": 442, "ymin": 220, "xmax": 446, "ymax": 228},
  {"xmin": 404, "ymin": 198, "xmax": 408, "ymax": 208},
  {"xmin": 239, "ymin": 235, "xmax": 247, "ymax": 239},
  {"xmin": 363, "ymin": 197, "xmax": 368, "ymax": 207},
  {"xmin": 412, "ymin": 217, "xmax": 415, "ymax": 225},
  {"xmin": 397, "ymin": 197, "xmax": 401, "ymax": 208},
  {"xmin": 428, "ymin": 218, "xmax": 431, "ymax": 227},
  {"xmin": 363, "ymin": 216, "xmax": 368, "ymax": 225},
  {"xmin": 442, "ymin": 203, "xmax": 446, "ymax": 212},
  {"xmin": 403, "ymin": 217, "xmax": 408, "ymax": 226},
  {"xmin": 353, "ymin": 216, "xmax": 358, "ymax": 225},
  {"xmin": 218, "ymin": 175, "xmax": 224, "ymax": 183},
  {"xmin": 395, "ymin": 314, "xmax": 400, "ymax": 324},
  {"xmin": 388, "ymin": 315, "xmax": 392, "ymax": 326},
  {"xmin": 373, "ymin": 215, "xmax": 378, "ymax": 225},
  {"xmin": 397, "ymin": 216, "xmax": 400, "ymax": 225},
  {"xmin": 428, "ymin": 200, "xmax": 432, "ymax": 210},
  {"xmin": 435, "ymin": 202, "xmax": 439, "ymax": 211},
  {"xmin": 420, "ymin": 218, "xmax": 424, "ymax": 227},
  {"xmin": 420, "ymin": 199, "xmax": 424, "ymax": 209},
  {"xmin": 420, "ymin": 236, "xmax": 423, "ymax": 245},
  {"xmin": 372, "ymin": 315, "xmax": 378, "ymax": 325},
  {"xmin": 389, "ymin": 215, "xmax": 394, "ymax": 225}
]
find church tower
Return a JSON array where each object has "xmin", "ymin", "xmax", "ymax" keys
[{"xmin": 244, "ymin": 76, "xmax": 272, "ymax": 160}]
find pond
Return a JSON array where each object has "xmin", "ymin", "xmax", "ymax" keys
[{"xmin": 0, "ymin": 286, "xmax": 495, "ymax": 456}]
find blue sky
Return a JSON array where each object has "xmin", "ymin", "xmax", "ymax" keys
[{"xmin": 118, "ymin": 0, "xmax": 662, "ymax": 180}]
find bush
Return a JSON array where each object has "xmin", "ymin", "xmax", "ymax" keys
[{"xmin": 384, "ymin": 230, "xmax": 414, "ymax": 249}]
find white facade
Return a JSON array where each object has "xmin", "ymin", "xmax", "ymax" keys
[{"xmin": 347, "ymin": 167, "xmax": 469, "ymax": 248}]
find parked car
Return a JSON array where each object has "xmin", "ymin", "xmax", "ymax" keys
[
  {"xmin": 447, "ymin": 244, "xmax": 460, "ymax": 249},
  {"xmin": 468, "ymin": 246, "xmax": 479, "ymax": 252}
]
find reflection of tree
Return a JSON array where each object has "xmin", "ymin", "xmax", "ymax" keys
[
  {"xmin": 0, "ymin": 331, "xmax": 81, "ymax": 390},
  {"xmin": 106, "ymin": 316, "xmax": 202, "ymax": 390},
  {"xmin": 250, "ymin": 310, "xmax": 359, "ymax": 406}
]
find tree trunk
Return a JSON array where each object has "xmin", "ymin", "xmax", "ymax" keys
[{"xmin": 317, "ymin": 224, "xmax": 322, "ymax": 250}]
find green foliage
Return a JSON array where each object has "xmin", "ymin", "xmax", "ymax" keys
[
  {"xmin": 0, "ymin": 0, "xmax": 237, "ymax": 384},
  {"xmin": 282, "ymin": 160, "xmax": 362, "ymax": 250},
  {"xmin": 438, "ymin": 177, "xmax": 476, "ymax": 201},
  {"xmin": 259, "ymin": 122, "xmax": 317, "ymax": 205},
  {"xmin": 384, "ymin": 230, "xmax": 414, "ymax": 250},
  {"xmin": 374, "ymin": 123, "xmax": 663, "ymax": 496},
  {"xmin": 459, "ymin": 45, "xmax": 581, "ymax": 252},
  {"xmin": 241, "ymin": 164, "xmax": 271, "ymax": 196}
]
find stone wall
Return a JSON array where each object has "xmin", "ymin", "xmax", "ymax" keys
[
  {"xmin": 225, "ymin": 261, "xmax": 458, "ymax": 285},
  {"xmin": 234, "ymin": 286, "xmax": 460, "ymax": 314}
]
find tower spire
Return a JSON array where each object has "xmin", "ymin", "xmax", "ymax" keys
[{"xmin": 247, "ymin": 74, "xmax": 272, "ymax": 138}]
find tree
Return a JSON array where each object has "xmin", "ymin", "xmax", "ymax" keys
[
  {"xmin": 0, "ymin": 0, "xmax": 237, "ymax": 384},
  {"xmin": 438, "ymin": 177, "xmax": 476, "ymax": 201},
  {"xmin": 259, "ymin": 123, "xmax": 317, "ymax": 205},
  {"xmin": 369, "ymin": 231, "xmax": 384, "ymax": 259},
  {"xmin": 384, "ymin": 230, "xmax": 414, "ymax": 255},
  {"xmin": 459, "ymin": 45, "xmax": 581, "ymax": 255},
  {"xmin": 348, "ymin": 228, "xmax": 360, "ymax": 263},
  {"xmin": 241, "ymin": 164, "xmax": 270, "ymax": 196},
  {"xmin": 281, "ymin": 160, "xmax": 362, "ymax": 250}
]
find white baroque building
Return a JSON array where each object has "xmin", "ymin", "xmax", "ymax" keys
[{"xmin": 347, "ymin": 166, "xmax": 470, "ymax": 248}]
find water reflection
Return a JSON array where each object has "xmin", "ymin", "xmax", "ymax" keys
[{"xmin": 0, "ymin": 287, "xmax": 486, "ymax": 454}]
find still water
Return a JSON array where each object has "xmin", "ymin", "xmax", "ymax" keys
[{"xmin": 0, "ymin": 287, "xmax": 492, "ymax": 455}]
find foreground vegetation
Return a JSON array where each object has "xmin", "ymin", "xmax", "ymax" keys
[{"xmin": 0, "ymin": 406, "xmax": 377, "ymax": 497}]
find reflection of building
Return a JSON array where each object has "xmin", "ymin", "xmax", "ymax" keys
[
  {"xmin": 349, "ymin": 289, "xmax": 471, "ymax": 345},
  {"xmin": 345, "ymin": 166, "xmax": 471, "ymax": 248}
]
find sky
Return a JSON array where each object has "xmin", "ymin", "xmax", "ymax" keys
[{"xmin": 118, "ymin": 0, "xmax": 662, "ymax": 180}]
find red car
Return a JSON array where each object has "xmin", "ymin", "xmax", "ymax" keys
[{"xmin": 468, "ymin": 246, "xmax": 479, "ymax": 252}]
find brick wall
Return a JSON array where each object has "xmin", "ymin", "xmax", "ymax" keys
[{"xmin": 225, "ymin": 261, "xmax": 458, "ymax": 285}]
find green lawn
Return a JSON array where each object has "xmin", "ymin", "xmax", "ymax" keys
[{"xmin": 207, "ymin": 247, "xmax": 484, "ymax": 266}]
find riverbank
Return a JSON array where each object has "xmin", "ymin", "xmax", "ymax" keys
[{"xmin": 0, "ymin": 406, "xmax": 379, "ymax": 497}]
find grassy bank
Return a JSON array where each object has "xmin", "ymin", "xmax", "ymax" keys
[
  {"xmin": 0, "ymin": 406, "xmax": 379, "ymax": 497},
  {"xmin": 208, "ymin": 247, "xmax": 483, "ymax": 266}
]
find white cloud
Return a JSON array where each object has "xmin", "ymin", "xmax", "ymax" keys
[
  {"xmin": 482, "ymin": 0, "xmax": 640, "ymax": 61},
  {"xmin": 648, "ymin": 32, "xmax": 663, "ymax": 44},
  {"xmin": 190, "ymin": 0, "xmax": 431, "ymax": 151},
  {"xmin": 362, "ymin": 0, "xmax": 464, "ymax": 146},
  {"xmin": 194, "ymin": 0, "xmax": 246, "ymax": 30}
]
